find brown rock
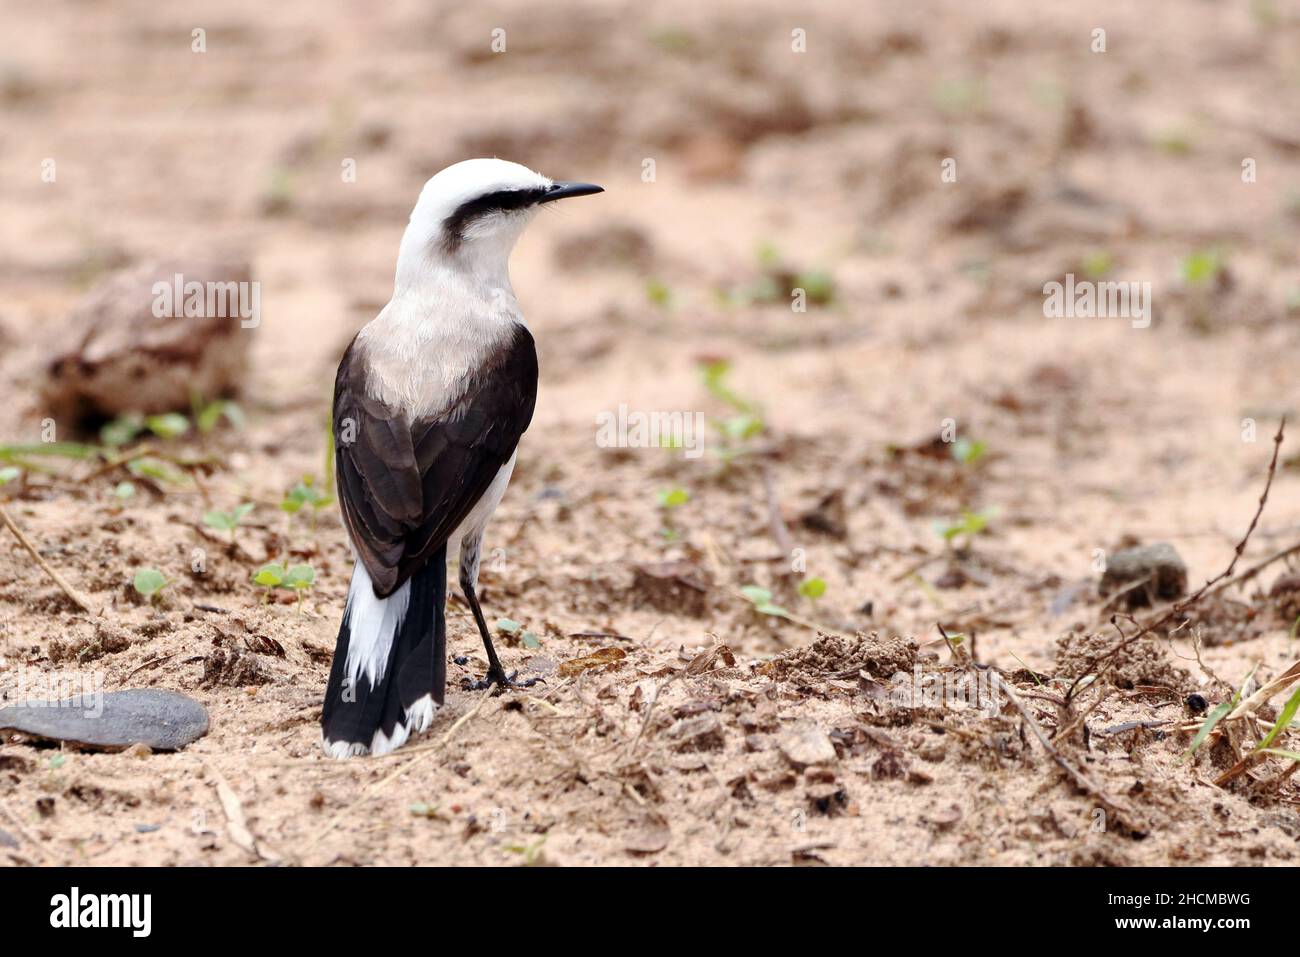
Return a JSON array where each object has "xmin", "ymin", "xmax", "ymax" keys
[
  {"xmin": 1100, "ymin": 543, "xmax": 1188, "ymax": 608},
  {"xmin": 778, "ymin": 721, "xmax": 837, "ymax": 769},
  {"xmin": 42, "ymin": 258, "xmax": 255, "ymax": 422}
]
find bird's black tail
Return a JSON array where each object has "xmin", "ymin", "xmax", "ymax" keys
[{"xmin": 321, "ymin": 546, "xmax": 447, "ymax": 757}]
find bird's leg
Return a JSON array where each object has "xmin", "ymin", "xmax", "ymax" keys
[{"xmin": 458, "ymin": 549, "xmax": 540, "ymax": 693}]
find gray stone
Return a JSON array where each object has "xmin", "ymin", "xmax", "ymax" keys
[
  {"xmin": 1100, "ymin": 543, "xmax": 1188, "ymax": 608},
  {"xmin": 0, "ymin": 689, "xmax": 209, "ymax": 751}
]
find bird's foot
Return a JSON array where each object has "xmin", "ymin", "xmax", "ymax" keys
[{"xmin": 462, "ymin": 667, "xmax": 543, "ymax": 695}]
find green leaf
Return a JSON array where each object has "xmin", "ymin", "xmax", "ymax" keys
[
  {"xmin": 196, "ymin": 400, "xmax": 244, "ymax": 434},
  {"xmin": 0, "ymin": 466, "xmax": 20, "ymax": 485},
  {"xmin": 740, "ymin": 585, "xmax": 772, "ymax": 606},
  {"xmin": 645, "ymin": 279, "xmax": 672, "ymax": 308},
  {"xmin": 951, "ymin": 438, "xmax": 987, "ymax": 465},
  {"xmin": 101, "ymin": 417, "xmax": 143, "ymax": 448},
  {"xmin": 145, "ymin": 412, "xmax": 190, "ymax": 439},
  {"xmin": 133, "ymin": 568, "xmax": 167, "ymax": 596},
  {"xmin": 521, "ymin": 631, "xmax": 541, "ymax": 649},
  {"xmin": 798, "ymin": 577, "xmax": 827, "ymax": 600},
  {"xmin": 496, "ymin": 618, "xmax": 521, "ymax": 633},
  {"xmin": 252, "ymin": 563, "xmax": 285, "ymax": 587},
  {"xmin": 1255, "ymin": 683, "xmax": 1300, "ymax": 752},
  {"xmin": 1184, "ymin": 667, "xmax": 1256, "ymax": 760},
  {"xmin": 282, "ymin": 564, "xmax": 316, "ymax": 590},
  {"xmin": 656, "ymin": 487, "xmax": 689, "ymax": 508},
  {"xmin": 114, "ymin": 481, "xmax": 135, "ymax": 500},
  {"xmin": 1259, "ymin": 748, "xmax": 1300, "ymax": 763},
  {"xmin": 0, "ymin": 442, "xmax": 99, "ymax": 461}
]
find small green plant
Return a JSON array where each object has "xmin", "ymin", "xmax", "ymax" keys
[
  {"xmin": 656, "ymin": 486, "xmax": 689, "ymax": 541},
  {"xmin": 1081, "ymin": 251, "xmax": 1114, "ymax": 279},
  {"xmin": 934, "ymin": 507, "xmax": 996, "ymax": 547},
  {"xmin": 101, "ymin": 412, "xmax": 191, "ymax": 447},
  {"xmin": 113, "ymin": 481, "xmax": 135, "ymax": 500},
  {"xmin": 496, "ymin": 617, "xmax": 540, "ymax": 648},
  {"xmin": 282, "ymin": 564, "xmax": 316, "ymax": 613},
  {"xmin": 0, "ymin": 466, "xmax": 20, "ymax": 486},
  {"xmin": 193, "ymin": 396, "xmax": 244, "ymax": 433},
  {"xmin": 252, "ymin": 562, "xmax": 316, "ymax": 611},
  {"xmin": 951, "ymin": 438, "xmax": 987, "ymax": 466},
  {"xmin": 253, "ymin": 562, "xmax": 285, "ymax": 603},
  {"xmin": 1254, "ymin": 683, "xmax": 1300, "ymax": 754},
  {"xmin": 740, "ymin": 585, "xmax": 790, "ymax": 619},
  {"xmin": 133, "ymin": 568, "xmax": 169, "ymax": 603},
  {"xmin": 204, "ymin": 503, "xmax": 255, "ymax": 543},
  {"xmin": 505, "ymin": 835, "xmax": 547, "ymax": 866},
  {"xmin": 645, "ymin": 278, "xmax": 672, "ymax": 309},
  {"xmin": 699, "ymin": 359, "xmax": 766, "ymax": 462},
  {"xmin": 797, "ymin": 577, "xmax": 826, "ymax": 605},
  {"xmin": 281, "ymin": 476, "xmax": 333, "ymax": 530},
  {"xmin": 1181, "ymin": 248, "xmax": 1226, "ymax": 286},
  {"xmin": 1184, "ymin": 667, "xmax": 1256, "ymax": 760}
]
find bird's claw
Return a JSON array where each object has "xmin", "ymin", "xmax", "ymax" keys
[{"xmin": 461, "ymin": 668, "xmax": 543, "ymax": 695}]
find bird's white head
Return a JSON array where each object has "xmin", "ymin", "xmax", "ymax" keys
[{"xmin": 395, "ymin": 158, "xmax": 603, "ymax": 289}]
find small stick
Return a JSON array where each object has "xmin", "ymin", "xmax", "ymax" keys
[
  {"xmin": 992, "ymin": 673, "xmax": 1144, "ymax": 831},
  {"xmin": 0, "ymin": 503, "xmax": 96, "ymax": 615},
  {"xmin": 1067, "ymin": 417, "xmax": 1285, "ymax": 701}
]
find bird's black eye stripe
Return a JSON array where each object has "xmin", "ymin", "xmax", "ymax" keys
[{"xmin": 441, "ymin": 187, "xmax": 549, "ymax": 251}]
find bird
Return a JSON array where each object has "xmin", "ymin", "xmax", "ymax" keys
[{"xmin": 320, "ymin": 158, "xmax": 603, "ymax": 758}]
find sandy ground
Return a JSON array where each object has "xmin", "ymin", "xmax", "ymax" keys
[{"xmin": 2, "ymin": 0, "xmax": 1300, "ymax": 866}]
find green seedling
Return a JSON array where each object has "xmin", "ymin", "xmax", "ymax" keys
[
  {"xmin": 934, "ymin": 507, "xmax": 996, "ymax": 547},
  {"xmin": 1254, "ymin": 683, "xmax": 1300, "ymax": 753},
  {"xmin": 253, "ymin": 562, "xmax": 286, "ymax": 603},
  {"xmin": 113, "ymin": 481, "xmax": 135, "ymax": 501},
  {"xmin": 951, "ymin": 438, "xmax": 987, "ymax": 466},
  {"xmin": 505, "ymin": 835, "xmax": 547, "ymax": 866},
  {"xmin": 699, "ymin": 359, "xmax": 766, "ymax": 463},
  {"xmin": 1181, "ymin": 248, "xmax": 1226, "ymax": 286},
  {"xmin": 741, "ymin": 585, "xmax": 790, "ymax": 619},
  {"xmin": 282, "ymin": 564, "xmax": 316, "ymax": 613},
  {"xmin": 645, "ymin": 279, "xmax": 672, "ymax": 309},
  {"xmin": 1081, "ymin": 251, "xmax": 1114, "ymax": 280},
  {"xmin": 656, "ymin": 487, "xmax": 689, "ymax": 541},
  {"xmin": 0, "ymin": 466, "xmax": 21, "ymax": 486},
  {"xmin": 495, "ymin": 618, "xmax": 539, "ymax": 648},
  {"xmin": 193, "ymin": 396, "xmax": 244, "ymax": 434},
  {"xmin": 204, "ymin": 503, "xmax": 254, "ymax": 543},
  {"xmin": 1184, "ymin": 667, "xmax": 1256, "ymax": 760},
  {"xmin": 798, "ymin": 577, "xmax": 826, "ymax": 605},
  {"xmin": 102, "ymin": 412, "xmax": 191, "ymax": 446},
  {"xmin": 133, "ymin": 568, "xmax": 169, "ymax": 603},
  {"xmin": 282, "ymin": 476, "xmax": 334, "ymax": 531}
]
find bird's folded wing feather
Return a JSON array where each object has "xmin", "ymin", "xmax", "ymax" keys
[{"xmin": 333, "ymin": 325, "xmax": 538, "ymax": 598}]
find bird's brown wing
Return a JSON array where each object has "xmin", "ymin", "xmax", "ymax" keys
[{"xmin": 332, "ymin": 324, "xmax": 538, "ymax": 598}]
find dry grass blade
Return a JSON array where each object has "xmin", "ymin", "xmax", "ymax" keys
[
  {"xmin": 0, "ymin": 503, "xmax": 97, "ymax": 615},
  {"xmin": 204, "ymin": 761, "xmax": 280, "ymax": 863}
]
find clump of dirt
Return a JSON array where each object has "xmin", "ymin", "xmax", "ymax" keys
[
  {"xmin": 1053, "ymin": 631, "xmax": 1191, "ymax": 692},
  {"xmin": 200, "ymin": 647, "xmax": 271, "ymax": 687},
  {"xmin": 765, "ymin": 632, "xmax": 918, "ymax": 680},
  {"xmin": 48, "ymin": 622, "xmax": 131, "ymax": 664}
]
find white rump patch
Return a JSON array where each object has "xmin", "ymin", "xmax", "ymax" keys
[
  {"xmin": 343, "ymin": 563, "xmax": 411, "ymax": 690},
  {"xmin": 321, "ymin": 694, "xmax": 439, "ymax": 759}
]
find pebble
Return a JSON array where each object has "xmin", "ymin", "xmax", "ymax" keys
[{"xmin": 0, "ymin": 689, "xmax": 209, "ymax": 751}]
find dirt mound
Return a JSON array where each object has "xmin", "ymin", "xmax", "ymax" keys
[{"xmin": 766, "ymin": 632, "xmax": 919, "ymax": 680}]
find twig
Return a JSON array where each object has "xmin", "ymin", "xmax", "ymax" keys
[
  {"xmin": 203, "ymin": 761, "xmax": 280, "ymax": 863},
  {"xmin": 0, "ymin": 503, "xmax": 96, "ymax": 615},
  {"xmin": 760, "ymin": 463, "xmax": 795, "ymax": 557},
  {"xmin": 992, "ymin": 673, "xmax": 1145, "ymax": 831}
]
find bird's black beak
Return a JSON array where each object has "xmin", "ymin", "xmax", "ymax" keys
[{"xmin": 539, "ymin": 181, "xmax": 604, "ymax": 203}]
